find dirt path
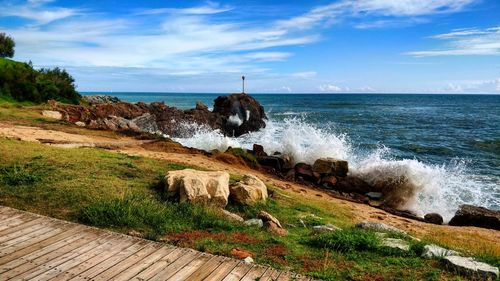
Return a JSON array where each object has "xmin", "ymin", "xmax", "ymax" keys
[{"xmin": 1, "ymin": 122, "xmax": 499, "ymax": 255}]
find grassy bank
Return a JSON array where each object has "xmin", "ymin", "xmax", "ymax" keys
[{"xmin": 0, "ymin": 137, "xmax": 480, "ymax": 280}]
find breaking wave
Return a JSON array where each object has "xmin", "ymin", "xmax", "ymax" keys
[{"xmin": 173, "ymin": 117, "xmax": 498, "ymax": 222}]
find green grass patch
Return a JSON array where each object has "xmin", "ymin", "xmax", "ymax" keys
[{"xmin": 306, "ymin": 228, "xmax": 380, "ymax": 253}]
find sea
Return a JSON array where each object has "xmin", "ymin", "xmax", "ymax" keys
[{"xmin": 87, "ymin": 92, "xmax": 500, "ymax": 221}]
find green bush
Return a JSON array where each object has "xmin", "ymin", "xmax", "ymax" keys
[
  {"xmin": 306, "ymin": 228, "xmax": 380, "ymax": 252},
  {"xmin": 0, "ymin": 58, "xmax": 81, "ymax": 104},
  {"xmin": 0, "ymin": 164, "xmax": 41, "ymax": 186}
]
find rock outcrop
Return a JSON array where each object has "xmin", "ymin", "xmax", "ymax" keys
[
  {"xmin": 229, "ymin": 174, "xmax": 268, "ymax": 205},
  {"xmin": 449, "ymin": 205, "xmax": 500, "ymax": 230},
  {"xmin": 50, "ymin": 93, "xmax": 267, "ymax": 137},
  {"xmin": 312, "ymin": 158, "xmax": 348, "ymax": 177},
  {"xmin": 164, "ymin": 169, "xmax": 230, "ymax": 207},
  {"xmin": 424, "ymin": 213, "xmax": 443, "ymax": 225},
  {"xmin": 443, "ymin": 256, "xmax": 499, "ymax": 280}
]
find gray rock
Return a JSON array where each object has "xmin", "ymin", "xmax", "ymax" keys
[
  {"xmin": 84, "ymin": 95, "xmax": 121, "ymax": 104},
  {"xmin": 244, "ymin": 219, "xmax": 263, "ymax": 228},
  {"xmin": 443, "ymin": 256, "xmax": 499, "ymax": 280},
  {"xmin": 75, "ymin": 121, "xmax": 85, "ymax": 127},
  {"xmin": 132, "ymin": 113, "xmax": 159, "ymax": 134},
  {"xmin": 355, "ymin": 221, "xmax": 406, "ymax": 234},
  {"xmin": 312, "ymin": 224, "xmax": 342, "ymax": 234},
  {"xmin": 422, "ymin": 244, "xmax": 460, "ymax": 258},
  {"xmin": 375, "ymin": 232, "xmax": 387, "ymax": 238},
  {"xmin": 220, "ymin": 209, "xmax": 244, "ymax": 222},
  {"xmin": 258, "ymin": 211, "xmax": 282, "ymax": 228},
  {"xmin": 381, "ymin": 238, "xmax": 410, "ymax": 251},
  {"xmin": 42, "ymin": 110, "xmax": 62, "ymax": 120},
  {"xmin": 365, "ymin": 192, "xmax": 383, "ymax": 200}
]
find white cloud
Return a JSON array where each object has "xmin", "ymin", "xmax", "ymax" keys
[
  {"xmin": 443, "ymin": 79, "xmax": 499, "ymax": 93},
  {"xmin": 135, "ymin": 2, "xmax": 233, "ymax": 15},
  {"xmin": 319, "ymin": 84, "xmax": 343, "ymax": 92},
  {"xmin": 292, "ymin": 71, "xmax": 317, "ymax": 78},
  {"xmin": 0, "ymin": 0, "xmax": 79, "ymax": 24},
  {"xmin": 408, "ymin": 26, "xmax": 500, "ymax": 56},
  {"xmin": 281, "ymin": 86, "xmax": 292, "ymax": 93},
  {"xmin": 497, "ymin": 78, "xmax": 500, "ymax": 92}
]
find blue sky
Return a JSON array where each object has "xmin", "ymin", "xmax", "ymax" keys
[{"xmin": 1, "ymin": 0, "xmax": 499, "ymax": 93}]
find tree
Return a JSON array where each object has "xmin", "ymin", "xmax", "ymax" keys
[{"xmin": 0, "ymin": 33, "xmax": 15, "ymax": 58}]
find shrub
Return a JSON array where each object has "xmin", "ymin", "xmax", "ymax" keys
[
  {"xmin": 306, "ymin": 228, "xmax": 380, "ymax": 252},
  {"xmin": 0, "ymin": 164, "xmax": 41, "ymax": 186},
  {"xmin": 0, "ymin": 33, "xmax": 15, "ymax": 58}
]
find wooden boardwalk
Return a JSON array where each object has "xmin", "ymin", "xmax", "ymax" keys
[{"xmin": 0, "ymin": 206, "xmax": 312, "ymax": 281}]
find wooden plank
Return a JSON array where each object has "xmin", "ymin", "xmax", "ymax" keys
[
  {"xmin": 151, "ymin": 251, "xmax": 209, "ymax": 281},
  {"xmin": 0, "ymin": 225, "xmax": 59, "ymax": 250},
  {"xmin": 28, "ymin": 235, "xmax": 123, "ymax": 280},
  {"xmin": 0, "ymin": 231, "xmax": 88, "ymax": 274},
  {"xmin": 241, "ymin": 265, "xmax": 270, "ymax": 281},
  {"xmin": 67, "ymin": 239, "xmax": 150, "ymax": 280},
  {"xmin": 6, "ymin": 232, "xmax": 114, "ymax": 280},
  {"xmin": 0, "ymin": 221, "xmax": 47, "ymax": 244},
  {"xmin": 185, "ymin": 256, "xmax": 228, "ymax": 281},
  {"xmin": 259, "ymin": 268, "xmax": 282, "ymax": 281},
  {"xmin": 0, "ymin": 225, "xmax": 85, "ymax": 265},
  {"xmin": 128, "ymin": 247, "xmax": 192, "ymax": 280},
  {"xmin": 0, "ymin": 217, "xmax": 43, "ymax": 237},
  {"xmin": 92, "ymin": 243, "xmax": 167, "ymax": 280},
  {"xmin": 49, "ymin": 237, "xmax": 136, "ymax": 281},
  {"xmin": 222, "ymin": 262, "xmax": 254, "ymax": 281},
  {"xmin": 203, "ymin": 259, "xmax": 240, "ymax": 281},
  {"xmin": 0, "ymin": 215, "xmax": 26, "ymax": 231},
  {"xmin": 276, "ymin": 271, "xmax": 294, "ymax": 281}
]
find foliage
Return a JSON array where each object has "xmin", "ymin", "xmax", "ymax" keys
[
  {"xmin": 0, "ymin": 33, "xmax": 15, "ymax": 58},
  {"xmin": 0, "ymin": 58, "xmax": 81, "ymax": 104}
]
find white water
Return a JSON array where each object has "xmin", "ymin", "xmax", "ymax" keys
[{"xmin": 173, "ymin": 117, "xmax": 492, "ymax": 222}]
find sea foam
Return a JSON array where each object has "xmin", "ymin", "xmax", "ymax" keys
[{"xmin": 173, "ymin": 117, "xmax": 495, "ymax": 222}]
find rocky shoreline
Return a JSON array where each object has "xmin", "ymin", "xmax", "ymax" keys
[{"xmin": 44, "ymin": 93, "xmax": 500, "ymax": 231}]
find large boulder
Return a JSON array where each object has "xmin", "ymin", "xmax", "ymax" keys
[
  {"xmin": 312, "ymin": 158, "xmax": 348, "ymax": 177},
  {"xmin": 212, "ymin": 93, "xmax": 267, "ymax": 137},
  {"xmin": 164, "ymin": 169, "xmax": 230, "ymax": 207},
  {"xmin": 448, "ymin": 205, "xmax": 500, "ymax": 230},
  {"xmin": 335, "ymin": 176, "xmax": 373, "ymax": 194},
  {"xmin": 443, "ymin": 256, "xmax": 498, "ymax": 280},
  {"xmin": 424, "ymin": 213, "xmax": 443, "ymax": 225},
  {"xmin": 229, "ymin": 175, "xmax": 268, "ymax": 205}
]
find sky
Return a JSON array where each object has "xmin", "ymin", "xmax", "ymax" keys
[{"xmin": 1, "ymin": 0, "xmax": 499, "ymax": 93}]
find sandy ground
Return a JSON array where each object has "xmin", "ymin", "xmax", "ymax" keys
[{"xmin": 1, "ymin": 121, "xmax": 499, "ymax": 254}]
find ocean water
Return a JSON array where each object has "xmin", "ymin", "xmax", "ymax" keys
[{"xmin": 95, "ymin": 92, "xmax": 500, "ymax": 221}]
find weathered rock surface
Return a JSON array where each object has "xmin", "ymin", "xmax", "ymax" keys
[
  {"xmin": 443, "ymin": 256, "xmax": 499, "ymax": 280},
  {"xmin": 229, "ymin": 174, "xmax": 268, "ymax": 205},
  {"xmin": 380, "ymin": 238, "xmax": 410, "ymax": 251},
  {"xmin": 312, "ymin": 224, "xmax": 342, "ymax": 234},
  {"xmin": 42, "ymin": 110, "xmax": 62, "ymax": 120},
  {"xmin": 449, "ymin": 205, "xmax": 500, "ymax": 230},
  {"xmin": 244, "ymin": 219, "xmax": 264, "ymax": 228},
  {"xmin": 424, "ymin": 213, "xmax": 443, "ymax": 225},
  {"xmin": 422, "ymin": 244, "xmax": 460, "ymax": 258},
  {"xmin": 51, "ymin": 93, "xmax": 267, "ymax": 137},
  {"xmin": 335, "ymin": 176, "xmax": 373, "ymax": 194},
  {"xmin": 312, "ymin": 158, "xmax": 348, "ymax": 177},
  {"xmin": 220, "ymin": 209, "xmax": 244, "ymax": 222},
  {"xmin": 164, "ymin": 169, "xmax": 230, "ymax": 207},
  {"xmin": 355, "ymin": 221, "xmax": 406, "ymax": 234},
  {"xmin": 83, "ymin": 95, "xmax": 121, "ymax": 104},
  {"xmin": 258, "ymin": 211, "xmax": 283, "ymax": 228},
  {"xmin": 264, "ymin": 221, "xmax": 288, "ymax": 236}
]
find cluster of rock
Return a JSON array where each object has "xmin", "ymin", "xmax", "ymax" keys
[
  {"xmin": 164, "ymin": 169, "xmax": 287, "ymax": 237},
  {"xmin": 47, "ymin": 93, "xmax": 267, "ymax": 137}
]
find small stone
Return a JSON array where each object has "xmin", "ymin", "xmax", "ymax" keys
[
  {"xmin": 365, "ymin": 192, "xmax": 383, "ymax": 200},
  {"xmin": 381, "ymin": 238, "xmax": 410, "ymax": 251},
  {"xmin": 244, "ymin": 219, "xmax": 264, "ymax": 228},
  {"xmin": 195, "ymin": 101, "xmax": 208, "ymax": 110},
  {"xmin": 258, "ymin": 211, "xmax": 282, "ymax": 228},
  {"xmin": 220, "ymin": 209, "xmax": 244, "ymax": 222},
  {"xmin": 424, "ymin": 213, "xmax": 443, "ymax": 225},
  {"xmin": 230, "ymin": 248, "xmax": 254, "ymax": 259},
  {"xmin": 42, "ymin": 110, "xmax": 62, "ymax": 120},
  {"xmin": 127, "ymin": 230, "xmax": 143, "ymax": 238},
  {"xmin": 312, "ymin": 224, "xmax": 342, "ymax": 234},
  {"xmin": 75, "ymin": 121, "xmax": 86, "ymax": 127},
  {"xmin": 265, "ymin": 221, "xmax": 288, "ymax": 236},
  {"xmin": 243, "ymin": 257, "xmax": 254, "ymax": 264},
  {"xmin": 355, "ymin": 221, "xmax": 406, "ymax": 234},
  {"xmin": 443, "ymin": 256, "xmax": 499, "ymax": 280},
  {"xmin": 422, "ymin": 244, "xmax": 460, "ymax": 258}
]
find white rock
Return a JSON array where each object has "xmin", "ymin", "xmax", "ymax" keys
[
  {"xmin": 75, "ymin": 121, "xmax": 85, "ymax": 127},
  {"xmin": 312, "ymin": 224, "xmax": 342, "ymax": 234},
  {"xmin": 165, "ymin": 169, "xmax": 230, "ymax": 207},
  {"xmin": 356, "ymin": 221, "xmax": 406, "ymax": 234},
  {"xmin": 422, "ymin": 244, "xmax": 460, "ymax": 258},
  {"xmin": 381, "ymin": 238, "xmax": 410, "ymax": 251},
  {"xmin": 42, "ymin": 110, "xmax": 62, "ymax": 120},
  {"xmin": 229, "ymin": 174, "xmax": 268, "ymax": 205},
  {"xmin": 244, "ymin": 219, "xmax": 264, "ymax": 228},
  {"xmin": 444, "ymin": 256, "xmax": 499, "ymax": 280},
  {"xmin": 243, "ymin": 257, "xmax": 254, "ymax": 264}
]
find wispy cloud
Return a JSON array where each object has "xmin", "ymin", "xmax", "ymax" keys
[
  {"xmin": 135, "ymin": 2, "xmax": 233, "ymax": 15},
  {"xmin": 0, "ymin": 0, "xmax": 80, "ymax": 25},
  {"xmin": 408, "ymin": 26, "xmax": 500, "ymax": 56}
]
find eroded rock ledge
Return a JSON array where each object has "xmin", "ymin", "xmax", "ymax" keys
[{"xmin": 49, "ymin": 93, "xmax": 266, "ymax": 137}]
